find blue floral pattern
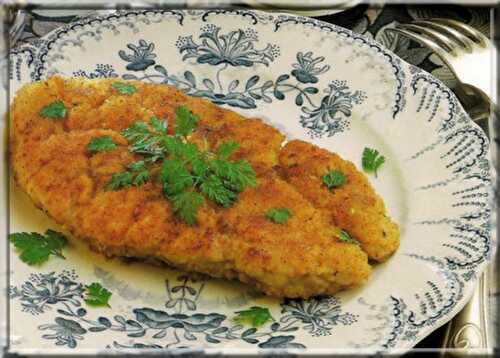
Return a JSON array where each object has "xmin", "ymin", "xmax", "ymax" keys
[{"xmin": 10, "ymin": 272, "xmax": 357, "ymax": 349}]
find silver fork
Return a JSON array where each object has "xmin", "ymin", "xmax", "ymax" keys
[{"xmin": 385, "ymin": 19, "xmax": 496, "ymax": 355}]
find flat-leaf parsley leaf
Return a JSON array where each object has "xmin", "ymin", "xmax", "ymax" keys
[
  {"xmin": 86, "ymin": 135, "xmax": 117, "ymax": 153},
  {"xmin": 322, "ymin": 170, "xmax": 345, "ymax": 189},
  {"xmin": 9, "ymin": 230, "xmax": 68, "ymax": 265},
  {"xmin": 234, "ymin": 306, "xmax": 274, "ymax": 327},
  {"xmin": 362, "ymin": 147, "xmax": 385, "ymax": 177},
  {"xmin": 40, "ymin": 100, "xmax": 67, "ymax": 119},
  {"xmin": 112, "ymin": 81, "xmax": 136, "ymax": 95},
  {"xmin": 84, "ymin": 283, "xmax": 112, "ymax": 307},
  {"xmin": 266, "ymin": 208, "xmax": 292, "ymax": 224}
]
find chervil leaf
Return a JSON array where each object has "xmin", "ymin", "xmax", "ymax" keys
[
  {"xmin": 112, "ymin": 81, "xmax": 136, "ymax": 95},
  {"xmin": 362, "ymin": 147, "xmax": 385, "ymax": 177},
  {"xmin": 127, "ymin": 160, "xmax": 147, "ymax": 172},
  {"xmin": 337, "ymin": 230, "xmax": 359, "ymax": 245},
  {"xmin": 149, "ymin": 116, "xmax": 167, "ymax": 134},
  {"xmin": 234, "ymin": 307, "xmax": 274, "ymax": 327},
  {"xmin": 211, "ymin": 159, "xmax": 257, "ymax": 192},
  {"xmin": 86, "ymin": 136, "xmax": 117, "ymax": 153},
  {"xmin": 40, "ymin": 100, "xmax": 67, "ymax": 119},
  {"xmin": 174, "ymin": 106, "xmax": 199, "ymax": 137},
  {"xmin": 9, "ymin": 230, "xmax": 68, "ymax": 265},
  {"xmin": 265, "ymin": 208, "xmax": 292, "ymax": 224},
  {"xmin": 106, "ymin": 171, "xmax": 134, "ymax": 191},
  {"xmin": 170, "ymin": 191, "xmax": 205, "ymax": 226},
  {"xmin": 322, "ymin": 170, "xmax": 345, "ymax": 190},
  {"xmin": 122, "ymin": 121, "xmax": 150, "ymax": 142},
  {"xmin": 216, "ymin": 141, "xmax": 239, "ymax": 160},
  {"xmin": 200, "ymin": 175, "xmax": 237, "ymax": 208},
  {"xmin": 122, "ymin": 121, "xmax": 164, "ymax": 161},
  {"xmin": 159, "ymin": 159, "xmax": 194, "ymax": 197},
  {"xmin": 84, "ymin": 283, "xmax": 112, "ymax": 307},
  {"xmin": 161, "ymin": 137, "xmax": 200, "ymax": 161}
]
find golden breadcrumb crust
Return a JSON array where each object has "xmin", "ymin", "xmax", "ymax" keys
[{"xmin": 10, "ymin": 76, "xmax": 398, "ymax": 298}]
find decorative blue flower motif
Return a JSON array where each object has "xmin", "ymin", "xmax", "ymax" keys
[
  {"xmin": 119, "ymin": 39, "xmax": 157, "ymax": 71},
  {"xmin": 9, "ymin": 272, "xmax": 84, "ymax": 315},
  {"xmin": 291, "ymin": 51, "xmax": 330, "ymax": 84},
  {"xmin": 176, "ymin": 24, "xmax": 280, "ymax": 68},
  {"xmin": 300, "ymin": 80, "xmax": 366, "ymax": 138},
  {"xmin": 280, "ymin": 297, "xmax": 357, "ymax": 337},
  {"xmin": 39, "ymin": 317, "xmax": 87, "ymax": 348},
  {"xmin": 73, "ymin": 64, "xmax": 118, "ymax": 79}
]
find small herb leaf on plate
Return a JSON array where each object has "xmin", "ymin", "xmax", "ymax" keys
[
  {"xmin": 86, "ymin": 135, "xmax": 117, "ymax": 153},
  {"xmin": 112, "ymin": 81, "xmax": 136, "ymax": 95},
  {"xmin": 266, "ymin": 208, "xmax": 292, "ymax": 224},
  {"xmin": 322, "ymin": 170, "xmax": 346, "ymax": 189},
  {"xmin": 234, "ymin": 306, "xmax": 274, "ymax": 327},
  {"xmin": 84, "ymin": 283, "xmax": 112, "ymax": 307},
  {"xmin": 362, "ymin": 147, "xmax": 385, "ymax": 177},
  {"xmin": 9, "ymin": 230, "xmax": 68, "ymax": 265},
  {"xmin": 40, "ymin": 100, "xmax": 67, "ymax": 119}
]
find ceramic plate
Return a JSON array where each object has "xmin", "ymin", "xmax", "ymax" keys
[{"xmin": 8, "ymin": 9, "xmax": 493, "ymax": 354}]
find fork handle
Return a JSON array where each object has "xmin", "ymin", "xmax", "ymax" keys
[{"xmin": 441, "ymin": 270, "xmax": 490, "ymax": 355}]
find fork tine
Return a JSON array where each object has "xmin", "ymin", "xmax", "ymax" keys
[
  {"xmin": 410, "ymin": 20, "xmax": 474, "ymax": 52},
  {"xmin": 385, "ymin": 27, "xmax": 451, "ymax": 62},
  {"xmin": 398, "ymin": 24, "xmax": 458, "ymax": 55},
  {"xmin": 430, "ymin": 18, "xmax": 489, "ymax": 47}
]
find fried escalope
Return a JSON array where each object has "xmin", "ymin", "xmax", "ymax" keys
[{"xmin": 10, "ymin": 76, "xmax": 399, "ymax": 298}]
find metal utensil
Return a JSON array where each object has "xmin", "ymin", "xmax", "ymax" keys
[{"xmin": 385, "ymin": 19, "xmax": 496, "ymax": 355}]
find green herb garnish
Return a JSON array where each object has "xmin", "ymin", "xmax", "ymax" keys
[
  {"xmin": 9, "ymin": 230, "xmax": 67, "ymax": 265},
  {"xmin": 170, "ymin": 191, "xmax": 205, "ymax": 226},
  {"xmin": 86, "ymin": 135, "xmax": 117, "ymax": 153},
  {"xmin": 234, "ymin": 306, "xmax": 274, "ymax": 327},
  {"xmin": 338, "ymin": 230, "xmax": 359, "ymax": 245},
  {"xmin": 112, "ymin": 81, "xmax": 136, "ymax": 95},
  {"xmin": 322, "ymin": 170, "xmax": 346, "ymax": 189},
  {"xmin": 266, "ymin": 208, "xmax": 292, "ymax": 224},
  {"xmin": 84, "ymin": 283, "xmax": 112, "ymax": 307},
  {"xmin": 174, "ymin": 105, "xmax": 199, "ymax": 137},
  {"xmin": 216, "ymin": 141, "xmax": 239, "ymax": 160},
  {"xmin": 107, "ymin": 106, "xmax": 257, "ymax": 225},
  {"xmin": 105, "ymin": 161, "xmax": 151, "ymax": 191},
  {"xmin": 362, "ymin": 147, "xmax": 385, "ymax": 177},
  {"xmin": 40, "ymin": 100, "xmax": 67, "ymax": 119}
]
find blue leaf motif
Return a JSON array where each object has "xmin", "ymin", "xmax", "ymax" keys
[
  {"xmin": 98, "ymin": 317, "xmax": 111, "ymax": 328},
  {"xmin": 258, "ymin": 335, "xmax": 305, "ymax": 349},
  {"xmin": 245, "ymin": 75, "xmax": 260, "ymax": 90},
  {"xmin": 184, "ymin": 71, "xmax": 196, "ymax": 87}
]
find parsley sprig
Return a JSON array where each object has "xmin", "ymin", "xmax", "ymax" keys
[
  {"xmin": 84, "ymin": 283, "xmax": 112, "ymax": 307},
  {"xmin": 9, "ymin": 230, "xmax": 68, "ymax": 265},
  {"xmin": 266, "ymin": 208, "xmax": 292, "ymax": 224},
  {"xmin": 40, "ymin": 100, "xmax": 67, "ymax": 119},
  {"xmin": 108, "ymin": 106, "xmax": 257, "ymax": 225},
  {"xmin": 234, "ymin": 306, "xmax": 274, "ymax": 327},
  {"xmin": 362, "ymin": 147, "xmax": 385, "ymax": 177},
  {"xmin": 322, "ymin": 170, "xmax": 345, "ymax": 190},
  {"xmin": 86, "ymin": 135, "xmax": 117, "ymax": 153}
]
